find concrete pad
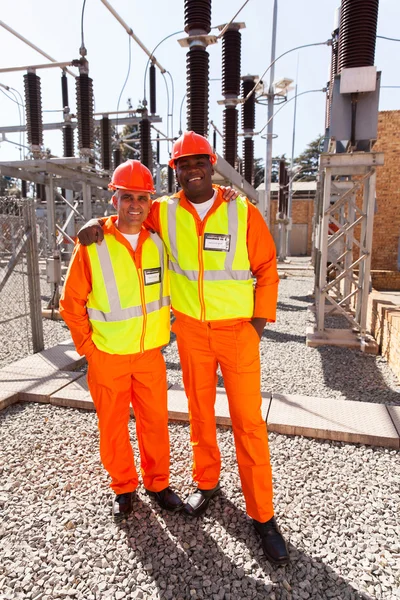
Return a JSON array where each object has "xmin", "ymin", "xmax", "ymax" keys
[
  {"xmin": 18, "ymin": 372, "xmax": 85, "ymax": 403},
  {"xmin": 268, "ymin": 394, "xmax": 399, "ymax": 449},
  {"xmin": 0, "ymin": 390, "xmax": 19, "ymax": 412},
  {"xmin": 37, "ymin": 344, "xmax": 86, "ymax": 371},
  {"xmin": 50, "ymin": 376, "xmax": 95, "ymax": 411},
  {"xmin": 387, "ymin": 406, "xmax": 400, "ymax": 438},
  {"xmin": 306, "ymin": 326, "xmax": 379, "ymax": 354},
  {"xmin": 167, "ymin": 385, "xmax": 271, "ymax": 426}
]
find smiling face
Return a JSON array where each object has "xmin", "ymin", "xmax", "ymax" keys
[
  {"xmin": 175, "ymin": 154, "xmax": 214, "ymax": 204},
  {"xmin": 112, "ymin": 189, "xmax": 151, "ymax": 234}
]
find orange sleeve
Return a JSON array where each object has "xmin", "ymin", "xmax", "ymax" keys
[
  {"xmin": 59, "ymin": 243, "xmax": 96, "ymax": 357},
  {"xmin": 144, "ymin": 201, "xmax": 161, "ymax": 233},
  {"xmin": 247, "ymin": 202, "xmax": 279, "ymax": 322}
]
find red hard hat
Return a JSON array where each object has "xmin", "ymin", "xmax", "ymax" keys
[
  {"xmin": 108, "ymin": 160, "xmax": 155, "ymax": 193},
  {"xmin": 169, "ymin": 131, "xmax": 217, "ymax": 169}
]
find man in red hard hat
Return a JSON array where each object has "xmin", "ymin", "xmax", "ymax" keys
[
  {"xmin": 78, "ymin": 133, "xmax": 289, "ymax": 565},
  {"xmin": 60, "ymin": 160, "xmax": 183, "ymax": 521}
]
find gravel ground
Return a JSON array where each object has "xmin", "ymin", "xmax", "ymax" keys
[
  {"xmin": 1, "ymin": 270, "xmax": 399, "ymax": 599},
  {"xmin": 0, "ymin": 403, "xmax": 399, "ymax": 600}
]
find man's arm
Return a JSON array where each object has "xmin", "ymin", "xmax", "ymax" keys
[
  {"xmin": 59, "ymin": 244, "xmax": 96, "ymax": 357},
  {"xmin": 246, "ymin": 202, "xmax": 279, "ymax": 337}
]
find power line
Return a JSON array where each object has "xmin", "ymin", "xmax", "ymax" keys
[
  {"xmin": 377, "ymin": 35, "xmax": 400, "ymax": 42},
  {"xmin": 143, "ymin": 31, "xmax": 183, "ymax": 103},
  {"xmin": 216, "ymin": 0, "xmax": 252, "ymax": 38},
  {"xmin": 116, "ymin": 35, "xmax": 132, "ymax": 132}
]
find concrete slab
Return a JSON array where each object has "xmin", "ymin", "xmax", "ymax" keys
[
  {"xmin": 0, "ymin": 344, "xmax": 85, "ymax": 376},
  {"xmin": 387, "ymin": 405, "xmax": 400, "ymax": 438},
  {"xmin": 17, "ymin": 372, "xmax": 85, "ymax": 403},
  {"xmin": 306, "ymin": 326, "xmax": 379, "ymax": 354},
  {"xmin": 0, "ymin": 390, "xmax": 18, "ymax": 412},
  {"xmin": 268, "ymin": 394, "xmax": 399, "ymax": 449},
  {"xmin": 50, "ymin": 376, "xmax": 95, "ymax": 411},
  {"xmin": 167, "ymin": 385, "xmax": 271, "ymax": 426}
]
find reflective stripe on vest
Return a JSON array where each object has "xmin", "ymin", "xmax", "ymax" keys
[
  {"xmin": 159, "ymin": 195, "xmax": 254, "ymax": 321},
  {"xmin": 87, "ymin": 233, "xmax": 170, "ymax": 322},
  {"xmin": 86, "ymin": 233, "xmax": 170, "ymax": 354}
]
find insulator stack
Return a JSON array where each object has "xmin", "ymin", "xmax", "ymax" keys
[
  {"xmin": 24, "ymin": 72, "xmax": 43, "ymax": 150},
  {"xmin": 76, "ymin": 73, "xmax": 94, "ymax": 152},
  {"xmin": 243, "ymin": 138, "xmax": 254, "ymax": 186},
  {"xmin": 21, "ymin": 180, "xmax": 27, "ymax": 198},
  {"xmin": 100, "ymin": 116, "xmax": 111, "ymax": 171},
  {"xmin": 184, "ymin": 0, "xmax": 211, "ymax": 137},
  {"xmin": 222, "ymin": 29, "xmax": 241, "ymax": 97},
  {"xmin": 224, "ymin": 107, "xmax": 238, "ymax": 167},
  {"xmin": 61, "ymin": 72, "xmax": 69, "ymax": 108},
  {"xmin": 186, "ymin": 47, "xmax": 209, "ymax": 136},
  {"xmin": 36, "ymin": 184, "xmax": 46, "ymax": 202},
  {"xmin": 242, "ymin": 76, "xmax": 256, "ymax": 185},
  {"xmin": 338, "ymin": 0, "xmax": 379, "ymax": 71},
  {"xmin": 149, "ymin": 64, "xmax": 156, "ymax": 115},
  {"xmin": 184, "ymin": 0, "xmax": 211, "ymax": 34},
  {"xmin": 167, "ymin": 164, "xmax": 174, "ymax": 194},
  {"xmin": 140, "ymin": 118, "xmax": 152, "ymax": 170},
  {"xmin": 213, "ymin": 128, "xmax": 217, "ymax": 152},
  {"xmin": 220, "ymin": 24, "xmax": 242, "ymax": 167},
  {"xmin": 242, "ymin": 78, "xmax": 256, "ymax": 131},
  {"xmin": 278, "ymin": 159, "xmax": 289, "ymax": 216},
  {"xmin": 62, "ymin": 125, "xmax": 74, "ymax": 157},
  {"xmin": 113, "ymin": 148, "xmax": 121, "ymax": 169}
]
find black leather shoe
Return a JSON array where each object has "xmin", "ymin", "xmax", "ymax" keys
[
  {"xmin": 253, "ymin": 517, "xmax": 290, "ymax": 565},
  {"xmin": 146, "ymin": 486, "xmax": 184, "ymax": 513},
  {"xmin": 112, "ymin": 492, "xmax": 134, "ymax": 521},
  {"xmin": 183, "ymin": 482, "xmax": 221, "ymax": 517}
]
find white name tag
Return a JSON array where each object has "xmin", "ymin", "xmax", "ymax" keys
[
  {"xmin": 203, "ymin": 233, "xmax": 231, "ymax": 252},
  {"xmin": 143, "ymin": 267, "xmax": 161, "ymax": 285}
]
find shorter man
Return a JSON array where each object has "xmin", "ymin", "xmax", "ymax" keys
[{"xmin": 60, "ymin": 160, "xmax": 183, "ymax": 521}]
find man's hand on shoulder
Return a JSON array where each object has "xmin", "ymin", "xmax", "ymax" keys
[
  {"xmin": 77, "ymin": 219, "xmax": 104, "ymax": 246},
  {"xmin": 220, "ymin": 186, "xmax": 239, "ymax": 202}
]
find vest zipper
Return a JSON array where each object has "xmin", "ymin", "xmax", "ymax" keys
[
  {"xmin": 198, "ymin": 225, "xmax": 206, "ymax": 321},
  {"xmin": 138, "ymin": 268, "xmax": 147, "ymax": 353}
]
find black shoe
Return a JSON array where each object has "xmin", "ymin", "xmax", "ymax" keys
[
  {"xmin": 112, "ymin": 492, "xmax": 134, "ymax": 521},
  {"xmin": 253, "ymin": 517, "xmax": 290, "ymax": 565},
  {"xmin": 183, "ymin": 482, "xmax": 221, "ymax": 518},
  {"xmin": 146, "ymin": 486, "xmax": 184, "ymax": 513}
]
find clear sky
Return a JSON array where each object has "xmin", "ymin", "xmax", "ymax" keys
[{"xmin": 1, "ymin": 0, "xmax": 399, "ymax": 169}]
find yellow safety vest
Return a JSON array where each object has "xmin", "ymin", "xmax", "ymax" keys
[
  {"xmin": 158, "ymin": 195, "xmax": 254, "ymax": 321},
  {"xmin": 86, "ymin": 233, "xmax": 170, "ymax": 354}
]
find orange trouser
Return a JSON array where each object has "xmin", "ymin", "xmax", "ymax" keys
[
  {"xmin": 172, "ymin": 317, "xmax": 274, "ymax": 523},
  {"xmin": 87, "ymin": 347, "xmax": 170, "ymax": 495}
]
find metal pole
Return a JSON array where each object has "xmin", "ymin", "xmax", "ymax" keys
[
  {"xmin": 286, "ymin": 81, "xmax": 298, "ymax": 257},
  {"xmin": 24, "ymin": 198, "xmax": 44, "ymax": 353},
  {"xmin": 264, "ymin": 0, "xmax": 278, "ymax": 227},
  {"xmin": 359, "ymin": 171, "xmax": 376, "ymax": 339},
  {"xmin": 82, "ymin": 184, "xmax": 92, "ymax": 221},
  {"xmin": 317, "ymin": 167, "xmax": 331, "ymax": 331},
  {"xmin": 45, "ymin": 175, "xmax": 56, "ymax": 251}
]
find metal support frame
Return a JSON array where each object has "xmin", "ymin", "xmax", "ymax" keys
[
  {"xmin": 24, "ymin": 199, "xmax": 44, "ymax": 352},
  {"xmin": 313, "ymin": 151, "xmax": 384, "ymax": 343}
]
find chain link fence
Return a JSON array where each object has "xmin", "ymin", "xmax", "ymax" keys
[{"xmin": 0, "ymin": 197, "xmax": 44, "ymax": 368}]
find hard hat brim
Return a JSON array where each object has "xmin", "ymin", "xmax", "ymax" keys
[{"xmin": 169, "ymin": 153, "xmax": 217, "ymax": 170}]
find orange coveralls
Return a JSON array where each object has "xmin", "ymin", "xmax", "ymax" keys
[
  {"xmin": 148, "ymin": 187, "xmax": 279, "ymax": 522},
  {"xmin": 60, "ymin": 219, "xmax": 170, "ymax": 495}
]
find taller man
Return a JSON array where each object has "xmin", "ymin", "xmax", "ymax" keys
[{"xmin": 78, "ymin": 132, "xmax": 289, "ymax": 564}]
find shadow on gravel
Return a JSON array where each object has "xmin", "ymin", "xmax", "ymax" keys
[
  {"xmin": 117, "ymin": 493, "xmax": 368, "ymax": 600},
  {"xmin": 261, "ymin": 329, "xmax": 306, "ymax": 344},
  {"xmin": 317, "ymin": 345, "xmax": 400, "ymax": 405},
  {"xmin": 277, "ymin": 301, "xmax": 308, "ymax": 312}
]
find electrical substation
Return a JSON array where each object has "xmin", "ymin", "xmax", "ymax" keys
[{"xmin": 0, "ymin": 0, "xmax": 396, "ymax": 357}]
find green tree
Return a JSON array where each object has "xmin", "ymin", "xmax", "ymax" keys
[{"xmin": 293, "ymin": 136, "xmax": 322, "ymax": 180}]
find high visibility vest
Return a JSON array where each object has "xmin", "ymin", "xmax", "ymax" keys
[
  {"xmin": 158, "ymin": 196, "xmax": 254, "ymax": 321},
  {"xmin": 86, "ymin": 233, "xmax": 170, "ymax": 354}
]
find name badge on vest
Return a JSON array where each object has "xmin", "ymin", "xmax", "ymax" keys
[
  {"xmin": 203, "ymin": 233, "xmax": 231, "ymax": 252},
  {"xmin": 143, "ymin": 267, "xmax": 161, "ymax": 285}
]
